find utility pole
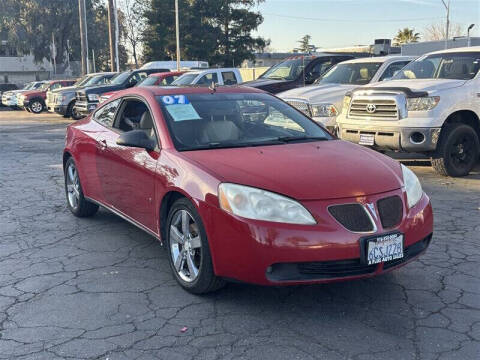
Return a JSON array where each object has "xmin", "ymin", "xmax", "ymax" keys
[
  {"xmin": 441, "ymin": 0, "xmax": 450, "ymax": 49},
  {"xmin": 114, "ymin": 0, "xmax": 120, "ymax": 72},
  {"xmin": 92, "ymin": 49, "xmax": 96, "ymax": 73},
  {"xmin": 467, "ymin": 24, "xmax": 475, "ymax": 47},
  {"xmin": 78, "ymin": 0, "xmax": 89, "ymax": 75},
  {"xmin": 107, "ymin": 0, "xmax": 117, "ymax": 72},
  {"xmin": 175, "ymin": 0, "xmax": 180, "ymax": 71}
]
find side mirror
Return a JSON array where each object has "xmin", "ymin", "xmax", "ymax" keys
[
  {"xmin": 305, "ymin": 72, "xmax": 320, "ymax": 84},
  {"xmin": 116, "ymin": 130, "xmax": 156, "ymax": 151}
]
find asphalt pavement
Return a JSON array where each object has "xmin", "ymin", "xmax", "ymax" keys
[{"xmin": 0, "ymin": 111, "xmax": 479, "ymax": 360}]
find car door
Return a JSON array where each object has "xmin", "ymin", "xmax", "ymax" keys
[{"xmin": 97, "ymin": 97, "xmax": 160, "ymax": 232}]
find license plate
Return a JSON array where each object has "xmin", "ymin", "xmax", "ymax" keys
[
  {"xmin": 359, "ymin": 134, "xmax": 375, "ymax": 146},
  {"xmin": 365, "ymin": 233, "xmax": 404, "ymax": 265}
]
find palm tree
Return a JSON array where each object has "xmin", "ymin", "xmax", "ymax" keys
[{"xmin": 393, "ymin": 28, "xmax": 420, "ymax": 45}]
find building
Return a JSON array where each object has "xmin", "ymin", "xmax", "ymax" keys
[{"xmin": 401, "ymin": 37, "xmax": 480, "ymax": 56}]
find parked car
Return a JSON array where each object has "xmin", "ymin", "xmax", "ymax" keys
[
  {"xmin": 279, "ymin": 56, "xmax": 415, "ymax": 131},
  {"xmin": 171, "ymin": 68, "xmax": 242, "ymax": 87},
  {"xmin": 242, "ymin": 54, "xmax": 357, "ymax": 94},
  {"xmin": 336, "ymin": 46, "xmax": 480, "ymax": 177},
  {"xmin": 48, "ymin": 72, "xmax": 116, "ymax": 119},
  {"xmin": 18, "ymin": 80, "xmax": 76, "ymax": 114},
  {"xmin": 99, "ymin": 71, "xmax": 187, "ymax": 103},
  {"xmin": 73, "ymin": 68, "xmax": 168, "ymax": 118},
  {"xmin": 63, "ymin": 85, "xmax": 433, "ymax": 294},
  {"xmin": 2, "ymin": 81, "xmax": 46, "ymax": 108},
  {"xmin": 0, "ymin": 83, "xmax": 18, "ymax": 106}
]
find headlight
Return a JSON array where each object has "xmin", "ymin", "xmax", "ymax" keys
[
  {"xmin": 342, "ymin": 95, "xmax": 351, "ymax": 113},
  {"xmin": 407, "ymin": 96, "xmax": 439, "ymax": 111},
  {"xmin": 218, "ymin": 183, "xmax": 316, "ymax": 225},
  {"xmin": 99, "ymin": 95, "xmax": 111, "ymax": 103},
  {"xmin": 401, "ymin": 164, "xmax": 423, "ymax": 208},
  {"xmin": 88, "ymin": 94, "xmax": 99, "ymax": 101},
  {"xmin": 311, "ymin": 103, "xmax": 337, "ymax": 117}
]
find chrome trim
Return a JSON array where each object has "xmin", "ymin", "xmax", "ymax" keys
[
  {"xmin": 85, "ymin": 196, "xmax": 161, "ymax": 242},
  {"xmin": 347, "ymin": 91, "xmax": 407, "ymax": 120},
  {"xmin": 327, "ymin": 203, "xmax": 378, "ymax": 234}
]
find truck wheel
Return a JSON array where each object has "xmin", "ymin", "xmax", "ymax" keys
[
  {"xmin": 71, "ymin": 106, "xmax": 83, "ymax": 120},
  {"xmin": 64, "ymin": 101, "xmax": 75, "ymax": 118},
  {"xmin": 29, "ymin": 99, "xmax": 44, "ymax": 114},
  {"xmin": 432, "ymin": 124, "xmax": 479, "ymax": 177}
]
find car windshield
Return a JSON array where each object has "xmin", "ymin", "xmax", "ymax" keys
[
  {"xmin": 260, "ymin": 57, "xmax": 312, "ymax": 81},
  {"xmin": 109, "ymin": 71, "xmax": 131, "ymax": 85},
  {"xmin": 393, "ymin": 52, "xmax": 480, "ymax": 80},
  {"xmin": 157, "ymin": 92, "xmax": 331, "ymax": 151},
  {"xmin": 32, "ymin": 82, "xmax": 44, "ymax": 89},
  {"xmin": 137, "ymin": 76, "xmax": 158, "ymax": 86},
  {"xmin": 85, "ymin": 75, "xmax": 108, "ymax": 86},
  {"xmin": 74, "ymin": 76, "xmax": 90, "ymax": 87},
  {"xmin": 319, "ymin": 62, "xmax": 382, "ymax": 85},
  {"xmin": 40, "ymin": 83, "xmax": 51, "ymax": 90},
  {"xmin": 172, "ymin": 73, "xmax": 198, "ymax": 86},
  {"xmin": 23, "ymin": 83, "xmax": 34, "ymax": 90}
]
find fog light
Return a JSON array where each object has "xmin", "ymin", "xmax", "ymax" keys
[{"xmin": 410, "ymin": 132, "xmax": 425, "ymax": 144}]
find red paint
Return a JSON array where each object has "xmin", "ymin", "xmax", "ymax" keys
[{"xmin": 64, "ymin": 86, "xmax": 434, "ymax": 286}]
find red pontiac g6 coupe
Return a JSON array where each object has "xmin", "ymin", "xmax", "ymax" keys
[{"xmin": 63, "ymin": 85, "xmax": 433, "ymax": 293}]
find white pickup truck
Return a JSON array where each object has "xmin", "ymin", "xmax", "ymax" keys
[
  {"xmin": 336, "ymin": 47, "xmax": 480, "ymax": 177},
  {"xmin": 172, "ymin": 68, "xmax": 242, "ymax": 86}
]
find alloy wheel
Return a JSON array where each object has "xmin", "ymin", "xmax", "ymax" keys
[
  {"xmin": 169, "ymin": 209, "xmax": 202, "ymax": 283},
  {"xmin": 31, "ymin": 101, "xmax": 43, "ymax": 113},
  {"xmin": 66, "ymin": 163, "xmax": 80, "ymax": 209}
]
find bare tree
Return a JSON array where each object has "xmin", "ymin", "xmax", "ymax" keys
[
  {"xmin": 119, "ymin": 0, "xmax": 146, "ymax": 68},
  {"xmin": 424, "ymin": 22, "xmax": 464, "ymax": 41}
]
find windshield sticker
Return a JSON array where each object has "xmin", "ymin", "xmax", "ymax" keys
[
  {"xmin": 165, "ymin": 104, "xmax": 201, "ymax": 122},
  {"xmin": 161, "ymin": 95, "xmax": 189, "ymax": 105}
]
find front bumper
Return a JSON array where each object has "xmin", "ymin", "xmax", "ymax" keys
[
  {"xmin": 2, "ymin": 98, "xmax": 17, "ymax": 107},
  {"xmin": 312, "ymin": 116, "xmax": 337, "ymax": 133},
  {"xmin": 200, "ymin": 190, "xmax": 433, "ymax": 285},
  {"xmin": 52, "ymin": 104, "xmax": 69, "ymax": 116},
  {"xmin": 338, "ymin": 123, "xmax": 441, "ymax": 152},
  {"xmin": 73, "ymin": 101, "xmax": 98, "ymax": 117},
  {"xmin": 18, "ymin": 99, "xmax": 28, "ymax": 109}
]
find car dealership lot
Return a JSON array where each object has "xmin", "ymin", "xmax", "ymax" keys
[{"xmin": 0, "ymin": 111, "xmax": 479, "ymax": 359}]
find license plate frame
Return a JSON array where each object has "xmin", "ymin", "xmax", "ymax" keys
[
  {"xmin": 359, "ymin": 134, "xmax": 375, "ymax": 146},
  {"xmin": 360, "ymin": 232, "xmax": 404, "ymax": 265}
]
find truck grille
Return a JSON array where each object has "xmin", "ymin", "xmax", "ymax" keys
[
  {"xmin": 76, "ymin": 91, "xmax": 87, "ymax": 102},
  {"xmin": 349, "ymin": 99, "xmax": 398, "ymax": 119},
  {"xmin": 286, "ymin": 100, "xmax": 312, "ymax": 117},
  {"xmin": 328, "ymin": 204, "xmax": 374, "ymax": 232}
]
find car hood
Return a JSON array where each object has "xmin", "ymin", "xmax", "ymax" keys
[
  {"xmin": 242, "ymin": 77, "xmax": 289, "ymax": 88},
  {"xmin": 279, "ymin": 84, "xmax": 355, "ymax": 104},
  {"xmin": 83, "ymin": 84, "xmax": 123, "ymax": 95},
  {"xmin": 368, "ymin": 78, "xmax": 467, "ymax": 93},
  {"xmin": 181, "ymin": 140, "xmax": 403, "ymax": 201},
  {"xmin": 53, "ymin": 85, "xmax": 76, "ymax": 93},
  {"xmin": 22, "ymin": 90, "xmax": 44, "ymax": 97}
]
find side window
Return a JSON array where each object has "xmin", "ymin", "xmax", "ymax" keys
[
  {"xmin": 113, "ymin": 99, "xmax": 157, "ymax": 141},
  {"xmin": 197, "ymin": 72, "xmax": 219, "ymax": 86},
  {"xmin": 307, "ymin": 59, "xmax": 333, "ymax": 83},
  {"xmin": 50, "ymin": 83, "xmax": 62, "ymax": 90},
  {"xmin": 222, "ymin": 71, "xmax": 238, "ymax": 85},
  {"xmin": 94, "ymin": 99, "xmax": 121, "ymax": 128},
  {"xmin": 160, "ymin": 75, "xmax": 178, "ymax": 86},
  {"xmin": 379, "ymin": 61, "xmax": 411, "ymax": 81}
]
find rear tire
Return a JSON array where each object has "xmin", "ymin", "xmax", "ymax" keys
[
  {"xmin": 71, "ymin": 105, "xmax": 83, "ymax": 120},
  {"xmin": 166, "ymin": 198, "xmax": 225, "ymax": 294},
  {"xmin": 64, "ymin": 157, "xmax": 99, "ymax": 217},
  {"xmin": 432, "ymin": 124, "xmax": 479, "ymax": 177}
]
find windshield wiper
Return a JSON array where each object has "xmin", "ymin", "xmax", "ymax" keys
[{"xmin": 274, "ymin": 135, "xmax": 329, "ymax": 143}]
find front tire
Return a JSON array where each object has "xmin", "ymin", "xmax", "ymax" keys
[
  {"xmin": 29, "ymin": 99, "xmax": 44, "ymax": 114},
  {"xmin": 64, "ymin": 101, "xmax": 75, "ymax": 118},
  {"xmin": 64, "ymin": 157, "xmax": 99, "ymax": 217},
  {"xmin": 432, "ymin": 124, "xmax": 479, "ymax": 177},
  {"xmin": 166, "ymin": 198, "xmax": 225, "ymax": 294}
]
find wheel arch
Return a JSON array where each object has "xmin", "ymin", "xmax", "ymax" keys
[
  {"xmin": 442, "ymin": 110, "xmax": 480, "ymax": 140},
  {"xmin": 158, "ymin": 190, "xmax": 189, "ymax": 244},
  {"xmin": 63, "ymin": 151, "xmax": 72, "ymax": 171}
]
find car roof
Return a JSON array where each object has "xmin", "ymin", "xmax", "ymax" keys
[
  {"xmin": 126, "ymin": 85, "xmax": 265, "ymax": 97},
  {"xmin": 426, "ymin": 46, "xmax": 480, "ymax": 56},
  {"xmin": 341, "ymin": 55, "xmax": 415, "ymax": 64},
  {"xmin": 149, "ymin": 71, "xmax": 186, "ymax": 77},
  {"xmin": 182, "ymin": 68, "xmax": 238, "ymax": 75}
]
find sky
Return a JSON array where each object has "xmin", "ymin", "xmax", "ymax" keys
[{"xmin": 253, "ymin": 0, "xmax": 480, "ymax": 52}]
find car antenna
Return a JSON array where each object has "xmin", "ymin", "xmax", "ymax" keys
[{"xmin": 209, "ymin": 81, "xmax": 217, "ymax": 93}]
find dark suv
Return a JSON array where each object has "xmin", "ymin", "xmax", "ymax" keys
[
  {"xmin": 243, "ymin": 54, "xmax": 358, "ymax": 94},
  {"xmin": 73, "ymin": 68, "xmax": 168, "ymax": 118}
]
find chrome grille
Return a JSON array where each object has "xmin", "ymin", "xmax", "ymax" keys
[
  {"xmin": 286, "ymin": 100, "xmax": 312, "ymax": 117},
  {"xmin": 349, "ymin": 99, "xmax": 398, "ymax": 119}
]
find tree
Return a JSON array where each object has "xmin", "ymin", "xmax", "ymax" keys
[
  {"xmin": 424, "ymin": 22, "xmax": 463, "ymax": 41},
  {"xmin": 142, "ymin": 0, "xmax": 267, "ymax": 67},
  {"xmin": 295, "ymin": 35, "xmax": 312, "ymax": 52},
  {"xmin": 393, "ymin": 28, "xmax": 420, "ymax": 45},
  {"xmin": 119, "ymin": 0, "xmax": 146, "ymax": 67}
]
